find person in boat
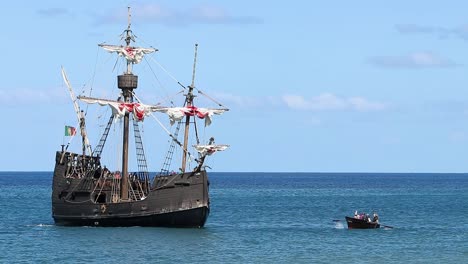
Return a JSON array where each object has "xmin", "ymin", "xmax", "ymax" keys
[
  {"xmin": 356, "ymin": 212, "xmax": 362, "ymax": 220},
  {"xmin": 372, "ymin": 213, "xmax": 379, "ymax": 223},
  {"xmin": 358, "ymin": 213, "xmax": 365, "ymax": 220},
  {"xmin": 354, "ymin": 211, "xmax": 358, "ymax": 218}
]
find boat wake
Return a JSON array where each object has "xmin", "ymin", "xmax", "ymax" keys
[
  {"xmin": 29, "ymin": 224, "xmax": 54, "ymax": 228},
  {"xmin": 334, "ymin": 221, "xmax": 345, "ymax": 229}
]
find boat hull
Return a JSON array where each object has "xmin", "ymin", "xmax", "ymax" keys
[
  {"xmin": 52, "ymin": 151, "xmax": 210, "ymax": 228},
  {"xmin": 53, "ymin": 206, "xmax": 209, "ymax": 227},
  {"xmin": 345, "ymin": 216, "xmax": 380, "ymax": 229}
]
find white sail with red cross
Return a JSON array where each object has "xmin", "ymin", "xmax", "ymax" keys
[
  {"xmin": 99, "ymin": 44, "xmax": 157, "ymax": 64},
  {"xmin": 154, "ymin": 106, "xmax": 227, "ymax": 126},
  {"xmin": 78, "ymin": 96, "xmax": 161, "ymax": 121},
  {"xmin": 193, "ymin": 144, "xmax": 229, "ymax": 156}
]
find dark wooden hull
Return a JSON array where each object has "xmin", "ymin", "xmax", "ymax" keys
[
  {"xmin": 52, "ymin": 151, "xmax": 210, "ymax": 228},
  {"xmin": 345, "ymin": 216, "xmax": 380, "ymax": 229},
  {"xmin": 53, "ymin": 206, "xmax": 209, "ymax": 227}
]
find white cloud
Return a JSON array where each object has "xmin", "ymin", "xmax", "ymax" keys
[
  {"xmin": 283, "ymin": 93, "xmax": 387, "ymax": 112},
  {"xmin": 3, "ymin": 87, "xmax": 384, "ymax": 113},
  {"xmin": 348, "ymin": 97, "xmax": 387, "ymax": 111},
  {"xmin": 369, "ymin": 52, "xmax": 459, "ymax": 68},
  {"xmin": 94, "ymin": 4, "xmax": 262, "ymax": 26},
  {"xmin": 212, "ymin": 92, "xmax": 262, "ymax": 108},
  {"xmin": 216, "ymin": 92, "xmax": 388, "ymax": 112},
  {"xmin": 396, "ymin": 24, "xmax": 435, "ymax": 34},
  {"xmin": 396, "ymin": 24, "xmax": 468, "ymax": 40},
  {"xmin": 0, "ymin": 88, "xmax": 68, "ymax": 105},
  {"xmin": 449, "ymin": 131, "xmax": 468, "ymax": 143},
  {"xmin": 283, "ymin": 93, "xmax": 347, "ymax": 111},
  {"xmin": 37, "ymin": 8, "xmax": 70, "ymax": 17}
]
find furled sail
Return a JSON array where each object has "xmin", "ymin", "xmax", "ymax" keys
[
  {"xmin": 78, "ymin": 96, "xmax": 161, "ymax": 121},
  {"xmin": 99, "ymin": 44, "xmax": 157, "ymax": 64},
  {"xmin": 193, "ymin": 144, "xmax": 229, "ymax": 156},
  {"xmin": 155, "ymin": 106, "xmax": 227, "ymax": 126}
]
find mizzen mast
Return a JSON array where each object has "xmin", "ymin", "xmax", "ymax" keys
[
  {"xmin": 181, "ymin": 44, "xmax": 198, "ymax": 173},
  {"xmin": 61, "ymin": 67, "xmax": 92, "ymax": 158}
]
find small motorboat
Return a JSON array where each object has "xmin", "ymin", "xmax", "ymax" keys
[
  {"xmin": 345, "ymin": 216, "xmax": 380, "ymax": 229},
  {"xmin": 343, "ymin": 211, "xmax": 383, "ymax": 229},
  {"xmin": 334, "ymin": 212, "xmax": 393, "ymax": 229}
]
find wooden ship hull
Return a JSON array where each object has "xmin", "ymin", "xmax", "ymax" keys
[
  {"xmin": 345, "ymin": 216, "xmax": 380, "ymax": 229},
  {"xmin": 52, "ymin": 152, "xmax": 210, "ymax": 227}
]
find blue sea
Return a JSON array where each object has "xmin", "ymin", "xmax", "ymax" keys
[{"xmin": 0, "ymin": 172, "xmax": 467, "ymax": 263}]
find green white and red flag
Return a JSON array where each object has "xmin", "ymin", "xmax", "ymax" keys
[{"xmin": 64, "ymin": 125, "xmax": 77, "ymax": 136}]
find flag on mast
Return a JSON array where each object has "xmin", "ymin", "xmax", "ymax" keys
[{"xmin": 65, "ymin": 126, "xmax": 77, "ymax": 136}]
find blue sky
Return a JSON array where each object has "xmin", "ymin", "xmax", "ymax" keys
[{"xmin": 2, "ymin": 0, "xmax": 468, "ymax": 172}]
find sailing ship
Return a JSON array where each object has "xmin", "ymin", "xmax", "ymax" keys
[{"xmin": 52, "ymin": 8, "xmax": 229, "ymax": 227}]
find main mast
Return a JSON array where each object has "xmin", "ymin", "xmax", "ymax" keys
[
  {"xmin": 181, "ymin": 44, "xmax": 198, "ymax": 173},
  {"xmin": 118, "ymin": 7, "xmax": 138, "ymax": 200},
  {"xmin": 94, "ymin": 7, "xmax": 156, "ymax": 200}
]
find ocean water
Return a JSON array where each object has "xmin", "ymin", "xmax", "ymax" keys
[{"xmin": 0, "ymin": 172, "xmax": 467, "ymax": 263}]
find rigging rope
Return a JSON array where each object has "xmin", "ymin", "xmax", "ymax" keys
[
  {"xmin": 131, "ymin": 91, "xmax": 195, "ymax": 167},
  {"xmin": 139, "ymin": 41, "xmax": 228, "ymax": 111},
  {"xmin": 147, "ymin": 55, "xmax": 186, "ymax": 90},
  {"xmin": 131, "ymin": 92, "xmax": 176, "ymax": 139},
  {"xmin": 143, "ymin": 56, "xmax": 174, "ymax": 106},
  {"xmin": 148, "ymin": 112, "xmax": 194, "ymax": 163},
  {"xmin": 197, "ymin": 90, "xmax": 228, "ymax": 108}
]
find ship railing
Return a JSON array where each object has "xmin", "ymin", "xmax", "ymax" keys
[{"xmin": 128, "ymin": 176, "xmax": 147, "ymax": 201}]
